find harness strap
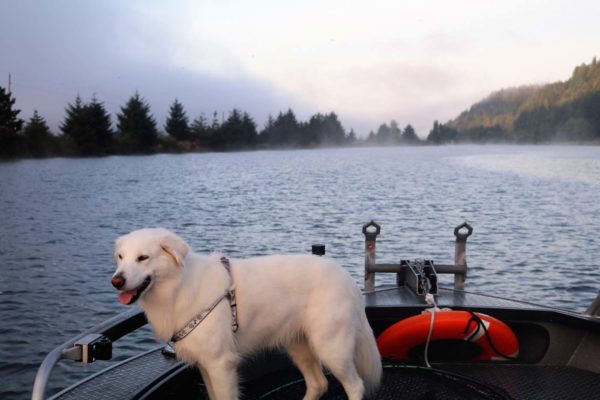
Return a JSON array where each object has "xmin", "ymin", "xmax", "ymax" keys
[
  {"xmin": 170, "ymin": 256, "xmax": 238, "ymax": 343},
  {"xmin": 221, "ymin": 256, "xmax": 239, "ymax": 333}
]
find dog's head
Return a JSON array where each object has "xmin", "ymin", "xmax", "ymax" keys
[{"xmin": 111, "ymin": 228, "xmax": 189, "ymax": 305}]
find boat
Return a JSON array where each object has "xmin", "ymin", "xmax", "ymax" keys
[{"xmin": 32, "ymin": 221, "xmax": 600, "ymax": 399}]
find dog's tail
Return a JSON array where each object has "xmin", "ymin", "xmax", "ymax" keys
[{"xmin": 354, "ymin": 317, "xmax": 383, "ymax": 396}]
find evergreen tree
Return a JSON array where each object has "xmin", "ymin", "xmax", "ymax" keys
[
  {"xmin": 346, "ymin": 128, "xmax": 357, "ymax": 144},
  {"xmin": 213, "ymin": 109, "xmax": 258, "ymax": 150},
  {"xmin": 303, "ymin": 114, "xmax": 323, "ymax": 146},
  {"xmin": 87, "ymin": 97, "xmax": 114, "ymax": 154},
  {"xmin": 264, "ymin": 109, "xmax": 301, "ymax": 147},
  {"xmin": 190, "ymin": 113, "xmax": 212, "ymax": 147},
  {"xmin": 427, "ymin": 121, "xmax": 458, "ymax": 144},
  {"xmin": 60, "ymin": 95, "xmax": 113, "ymax": 155},
  {"xmin": 306, "ymin": 112, "xmax": 346, "ymax": 146},
  {"xmin": 116, "ymin": 92, "xmax": 158, "ymax": 153},
  {"xmin": 0, "ymin": 86, "xmax": 25, "ymax": 157},
  {"xmin": 211, "ymin": 111, "xmax": 221, "ymax": 131},
  {"xmin": 375, "ymin": 123, "xmax": 392, "ymax": 144},
  {"xmin": 389, "ymin": 120, "xmax": 402, "ymax": 143},
  {"xmin": 367, "ymin": 131, "xmax": 376, "ymax": 142},
  {"xmin": 60, "ymin": 95, "xmax": 91, "ymax": 155},
  {"xmin": 401, "ymin": 124, "xmax": 420, "ymax": 144},
  {"xmin": 240, "ymin": 112, "xmax": 258, "ymax": 148},
  {"xmin": 165, "ymin": 99, "xmax": 190, "ymax": 141},
  {"xmin": 427, "ymin": 121, "xmax": 441, "ymax": 143},
  {"xmin": 213, "ymin": 109, "xmax": 242, "ymax": 149},
  {"xmin": 24, "ymin": 110, "xmax": 54, "ymax": 157},
  {"xmin": 259, "ymin": 114, "xmax": 276, "ymax": 146}
]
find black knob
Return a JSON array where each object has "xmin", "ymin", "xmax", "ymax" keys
[{"xmin": 312, "ymin": 244, "xmax": 326, "ymax": 256}]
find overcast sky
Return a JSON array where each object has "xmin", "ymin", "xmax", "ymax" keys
[{"xmin": 2, "ymin": 0, "xmax": 599, "ymax": 138}]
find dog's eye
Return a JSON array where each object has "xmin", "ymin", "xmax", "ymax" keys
[
  {"xmin": 137, "ymin": 255, "xmax": 149, "ymax": 262},
  {"xmin": 118, "ymin": 254, "xmax": 123, "ymax": 260}
]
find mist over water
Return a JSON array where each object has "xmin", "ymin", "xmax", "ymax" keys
[{"xmin": 1, "ymin": 145, "xmax": 599, "ymax": 399}]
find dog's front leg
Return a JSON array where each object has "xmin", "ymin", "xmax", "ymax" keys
[
  {"xmin": 198, "ymin": 365, "xmax": 216, "ymax": 399},
  {"xmin": 202, "ymin": 354, "xmax": 240, "ymax": 400}
]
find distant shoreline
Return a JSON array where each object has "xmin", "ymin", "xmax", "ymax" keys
[{"xmin": 2, "ymin": 141, "xmax": 599, "ymax": 162}]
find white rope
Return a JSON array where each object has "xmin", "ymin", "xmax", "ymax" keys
[{"xmin": 424, "ymin": 293, "xmax": 438, "ymax": 368}]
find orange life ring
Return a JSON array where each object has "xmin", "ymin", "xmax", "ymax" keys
[{"xmin": 377, "ymin": 311, "xmax": 519, "ymax": 361}]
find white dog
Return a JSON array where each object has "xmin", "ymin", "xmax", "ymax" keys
[{"xmin": 112, "ymin": 228, "xmax": 382, "ymax": 400}]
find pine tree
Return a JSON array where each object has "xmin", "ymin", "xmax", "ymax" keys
[
  {"xmin": 0, "ymin": 86, "xmax": 25, "ymax": 157},
  {"xmin": 24, "ymin": 110, "xmax": 54, "ymax": 157},
  {"xmin": 367, "ymin": 131, "xmax": 376, "ymax": 143},
  {"xmin": 265, "ymin": 109, "xmax": 301, "ymax": 147},
  {"xmin": 190, "ymin": 113, "xmax": 212, "ymax": 146},
  {"xmin": 427, "ymin": 121, "xmax": 441, "ymax": 143},
  {"xmin": 60, "ymin": 95, "xmax": 113, "ymax": 156},
  {"xmin": 375, "ymin": 123, "xmax": 392, "ymax": 144},
  {"xmin": 259, "ymin": 114, "xmax": 275, "ymax": 146},
  {"xmin": 321, "ymin": 112, "xmax": 346, "ymax": 145},
  {"xmin": 401, "ymin": 124, "xmax": 420, "ymax": 144},
  {"xmin": 389, "ymin": 120, "xmax": 402, "ymax": 143},
  {"xmin": 346, "ymin": 128, "xmax": 357, "ymax": 144},
  {"xmin": 165, "ymin": 99, "xmax": 190, "ymax": 141},
  {"xmin": 240, "ymin": 112, "xmax": 258, "ymax": 148},
  {"xmin": 116, "ymin": 92, "xmax": 158, "ymax": 153},
  {"xmin": 305, "ymin": 112, "xmax": 346, "ymax": 146},
  {"xmin": 427, "ymin": 120, "xmax": 457, "ymax": 144},
  {"xmin": 60, "ymin": 95, "xmax": 91, "ymax": 155},
  {"xmin": 87, "ymin": 97, "xmax": 114, "ymax": 155}
]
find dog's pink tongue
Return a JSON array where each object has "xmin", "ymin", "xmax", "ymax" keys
[{"xmin": 118, "ymin": 289, "xmax": 136, "ymax": 305}]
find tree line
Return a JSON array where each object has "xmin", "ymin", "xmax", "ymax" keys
[
  {"xmin": 0, "ymin": 87, "xmax": 429, "ymax": 159},
  {"xmin": 437, "ymin": 57, "xmax": 600, "ymax": 143},
  {"xmin": 3, "ymin": 57, "xmax": 599, "ymax": 157}
]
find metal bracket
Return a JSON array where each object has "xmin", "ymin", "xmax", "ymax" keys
[
  {"xmin": 363, "ymin": 221, "xmax": 381, "ymax": 291},
  {"xmin": 402, "ymin": 260, "xmax": 438, "ymax": 296},
  {"xmin": 454, "ymin": 222, "xmax": 473, "ymax": 242},
  {"xmin": 453, "ymin": 222, "xmax": 473, "ymax": 290},
  {"xmin": 362, "ymin": 220, "xmax": 381, "ymax": 241},
  {"xmin": 362, "ymin": 221, "xmax": 472, "ymax": 291},
  {"xmin": 162, "ymin": 343, "xmax": 177, "ymax": 358},
  {"xmin": 60, "ymin": 334, "xmax": 112, "ymax": 364}
]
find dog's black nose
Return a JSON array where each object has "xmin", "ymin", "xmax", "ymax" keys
[{"xmin": 111, "ymin": 274, "xmax": 125, "ymax": 289}]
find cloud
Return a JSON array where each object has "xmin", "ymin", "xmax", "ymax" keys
[{"xmin": 3, "ymin": 0, "xmax": 600, "ymax": 139}]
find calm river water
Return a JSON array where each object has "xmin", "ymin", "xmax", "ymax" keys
[{"xmin": 1, "ymin": 145, "xmax": 599, "ymax": 399}]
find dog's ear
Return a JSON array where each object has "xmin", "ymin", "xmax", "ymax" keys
[
  {"xmin": 114, "ymin": 235, "xmax": 126, "ymax": 261},
  {"xmin": 160, "ymin": 232, "xmax": 189, "ymax": 267},
  {"xmin": 114, "ymin": 235, "xmax": 125, "ymax": 250}
]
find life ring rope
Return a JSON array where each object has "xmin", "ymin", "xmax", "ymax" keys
[
  {"xmin": 463, "ymin": 311, "xmax": 518, "ymax": 361},
  {"xmin": 377, "ymin": 310, "xmax": 519, "ymax": 362}
]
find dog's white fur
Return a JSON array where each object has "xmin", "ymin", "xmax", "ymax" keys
[{"xmin": 113, "ymin": 228, "xmax": 382, "ymax": 400}]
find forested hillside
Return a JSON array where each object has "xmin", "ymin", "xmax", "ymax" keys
[{"xmin": 442, "ymin": 57, "xmax": 600, "ymax": 142}]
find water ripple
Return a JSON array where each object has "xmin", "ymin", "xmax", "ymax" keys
[{"xmin": 0, "ymin": 145, "xmax": 599, "ymax": 399}]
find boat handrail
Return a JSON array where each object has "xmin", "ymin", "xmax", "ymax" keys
[
  {"xmin": 31, "ymin": 307, "xmax": 147, "ymax": 400},
  {"xmin": 362, "ymin": 221, "xmax": 472, "ymax": 292},
  {"xmin": 586, "ymin": 291, "xmax": 600, "ymax": 317}
]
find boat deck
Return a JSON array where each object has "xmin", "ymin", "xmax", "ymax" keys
[
  {"xmin": 51, "ymin": 348, "xmax": 600, "ymax": 400},
  {"xmin": 49, "ymin": 286, "xmax": 600, "ymax": 400},
  {"xmin": 441, "ymin": 364, "xmax": 600, "ymax": 400}
]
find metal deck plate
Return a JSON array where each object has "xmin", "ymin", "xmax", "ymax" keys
[
  {"xmin": 51, "ymin": 348, "xmax": 182, "ymax": 400},
  {"xmin": 442, "ymin": 364, "xmax": 600, "ymax": 400}
]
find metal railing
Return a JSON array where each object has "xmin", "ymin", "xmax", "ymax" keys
[
  {"xmin": 362, "ymin": 220, "xmax": 473, "ymax": 292},
  {"xmin": 31, "ymin": 308, "xmax": 147, "ymax": 400}
]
